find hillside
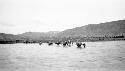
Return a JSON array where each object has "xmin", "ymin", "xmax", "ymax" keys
[
  {"xmin": 0, "ymin": 33, "xmax": 23, "ymax": 41},
  {"xmin": 18, "ymin": 31, "xmax": 59, "ymax": 41},
  {"xmin": 58, "ymin": 20, "xmax": 125, "ymax": 37},
  {"xmin": 0, "ymin": 19, "xmax": 125, "ymax": 43},
  {"xmin": 0, "ymin": 33, "xmax": 25, "ymax": 43}
]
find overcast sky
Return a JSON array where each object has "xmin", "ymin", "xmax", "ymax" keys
[{"xmin": 0, "ymin": 0, "xmax": 125, "ymax": 34}]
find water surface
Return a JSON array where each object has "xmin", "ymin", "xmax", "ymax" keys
[{"xmin": 0, "ymin": 41, "xmax": 125, "ymax": 71}]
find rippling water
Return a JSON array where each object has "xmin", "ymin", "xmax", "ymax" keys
[{"xmin": 0, "ymin": 41, "xmax": 125, "ymax": 71}]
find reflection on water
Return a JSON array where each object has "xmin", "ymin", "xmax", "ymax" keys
[{"xmin": 0, "ymin": 41, "xmax": 125, "ymax": 71}]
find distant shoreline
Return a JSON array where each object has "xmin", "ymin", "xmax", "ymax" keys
[{"xmin": 0, "ymin": 38, "xmax": 125, "ymax": 44}]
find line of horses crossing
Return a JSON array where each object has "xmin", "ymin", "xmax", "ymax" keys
[{"xmin": 39, "ymin": 40, "xmax": 86, "ymax": 49}]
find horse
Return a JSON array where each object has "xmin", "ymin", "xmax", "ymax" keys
[
  {"xmin": 63, "ymin": 41, "xmax": 68, "ymax": 47},
  {"xmin": 47, "ymin": 42, "xmax": 53, "ymax": 46},
  {"xmin": 82, "ymin": 43, "xmax": 86, "ymax": 48},
  {"xmin": 76, "ymin": 42, "xmax": 82, "ymax": 48},
  {"xmin": 39, "ymin": 42, "xmax": 42, "ymax": 45},
  {"xmin": 76, "ymin": 42, "xmax": 86, "ymax": 49},
  {"xmin": 55, "ymin": 42, "xmax": 61, "ymax": 45}
]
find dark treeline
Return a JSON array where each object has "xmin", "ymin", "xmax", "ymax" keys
[{"xmin": 0, "ymin": 34, "xmax": 125, "ymax": 44}]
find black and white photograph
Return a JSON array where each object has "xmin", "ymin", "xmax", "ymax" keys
[{"xmin": 0, "ymin": 0, "xmax": 125, "ymax": 71}]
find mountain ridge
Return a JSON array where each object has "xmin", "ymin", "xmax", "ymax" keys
[
  {"xmin": 0, "ymin": 19, "xmax": 125, "ymax": 43},
  {"xmin": 58, "ymin": 19, "xmax": 125, "ymax": 37}
]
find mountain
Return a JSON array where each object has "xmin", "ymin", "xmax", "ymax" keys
[
  {"xmin": 0, "ymin": 19, "xmax": 125, "ymax": 43},
  {"xmin": 18, "ymin": 31, "xmax": 59, "ymax": 41},
  {"xmin": 0, "ymin": 33, "xmax": 23, "ymax": 41},
  {"xmin": 0, "ymin": 33, "xmax": 25, "ymax": 44},
  {"xmin": 58, "ymin": 20, "xmax": 125, "ymax": 37}
]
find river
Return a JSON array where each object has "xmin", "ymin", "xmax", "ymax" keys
[{"xmin": 0, "ymin": 41, "xmax": 125, "ymax": 71}]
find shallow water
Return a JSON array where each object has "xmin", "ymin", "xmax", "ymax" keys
[{"xmin": 0, "ymin": 41, "xmax": 125, "ymax": 71}]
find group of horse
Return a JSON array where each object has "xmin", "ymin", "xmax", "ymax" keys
[{"xmin": 39, "ymin": 41, "xmax": 86, "ymax": 49}]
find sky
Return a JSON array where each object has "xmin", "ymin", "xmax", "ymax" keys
[{"xmin": 0, "ymin": 0, "xmax": 125, "ymax": 34}]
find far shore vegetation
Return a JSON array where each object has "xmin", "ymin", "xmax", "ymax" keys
[{"xmin": 0, "ymin": 34, "xmax": 125, "ymax": 44}]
